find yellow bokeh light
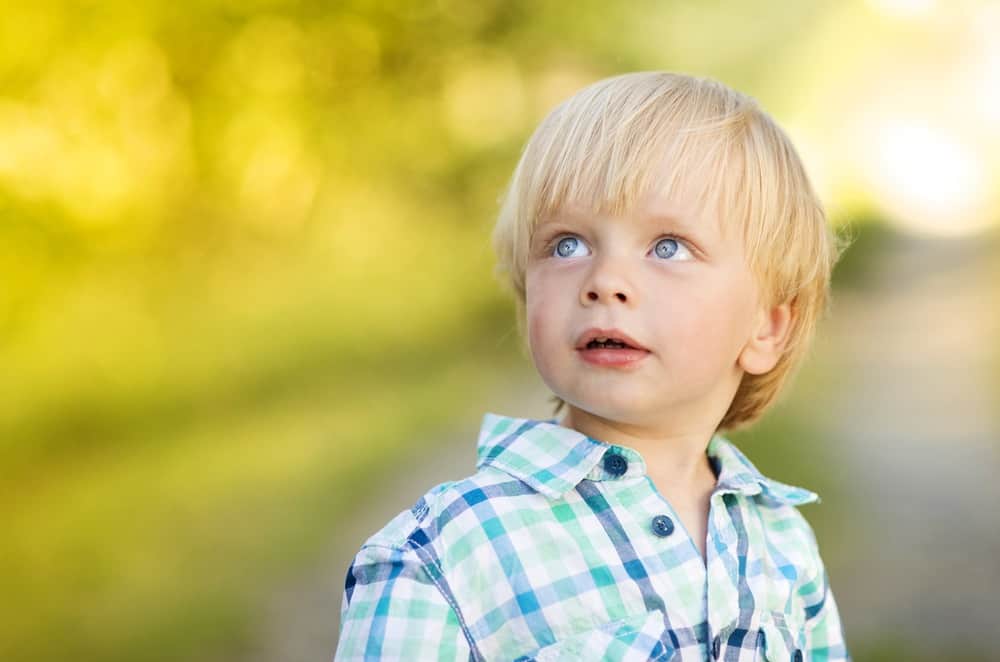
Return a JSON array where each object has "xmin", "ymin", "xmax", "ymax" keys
[
  {"xmin": 864, "ymin": 120, "xmax": 991, "ymax": 236},
  {"xmin": 441, "ymin": 50, "xmax": 526, "ymax": 147},
  {"xmin": 867, "ymin": 0, "xmax": 937, "ymax": 19}
]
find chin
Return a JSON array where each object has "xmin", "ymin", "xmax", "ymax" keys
[{"xmin": 569, "ymin": 394, "xmax": 648, "ymax": 422}]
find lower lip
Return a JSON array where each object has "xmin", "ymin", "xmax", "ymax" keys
[{"xmin": 577, "ymin": 348, "xmax": 651, "ymax": 367}]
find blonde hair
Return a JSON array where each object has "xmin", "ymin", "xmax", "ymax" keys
[{"xmin": 490, "ymin": 71, "xmax": 851, "ymax": 432}]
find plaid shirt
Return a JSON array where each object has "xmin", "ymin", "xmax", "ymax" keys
[{"xmin": 336, "ymin": 412, "xmax": 850, "ymax": 661}]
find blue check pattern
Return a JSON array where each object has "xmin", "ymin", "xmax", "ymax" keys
[{"xmin": 335, "ymin": 412, "xmax": 850, "ymax": 661}]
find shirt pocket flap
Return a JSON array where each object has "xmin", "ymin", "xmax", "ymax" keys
[
  {"xmin": 759, "ymin": 612, "xmax": 807, "ymax": 662},
  {"xmin": 515, "ymin": 610, "xmax": 674, "ymax": 662}
]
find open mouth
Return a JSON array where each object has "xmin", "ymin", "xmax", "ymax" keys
[
  {"xmin": 577, "ymin": 335, "xmax": 650, "ymax": 367},
  {"xmin": 585, "ymin": 338, "xmax": 637, "ymax": 350},
  {"xmin": 574, "ymin": 329, "xmax": 650, "ymax": 364}
]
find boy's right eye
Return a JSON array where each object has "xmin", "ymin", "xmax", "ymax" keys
[{"xmin": 552, "ymin": 235, "xmax": 590, "ymax": 258}]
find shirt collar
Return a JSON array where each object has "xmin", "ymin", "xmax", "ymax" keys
[{"xmin": 475, "ymin": 412, "xmax": 820, "ymax": 506}]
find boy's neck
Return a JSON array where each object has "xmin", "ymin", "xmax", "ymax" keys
[{"xmin": 559, "ymin": 406, "xmax": 719, "ymax": 490}]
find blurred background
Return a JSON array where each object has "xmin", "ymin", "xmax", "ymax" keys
[{"xmin": 2, "ymin": 0, "xmax": 998, "ymax": 660}]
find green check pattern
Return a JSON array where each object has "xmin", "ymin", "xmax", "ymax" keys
[{"xmin": 335, "ymin": 412, "xmax": 850, "ymax": 661}]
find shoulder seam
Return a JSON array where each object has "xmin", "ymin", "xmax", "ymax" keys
[
  {"xmin": 404, "ymin": 534, "xmax": 485, "ymax": 661},
  {"xmin": 359, "ymin": 485, "xmax": 454, "ymax": 551}
]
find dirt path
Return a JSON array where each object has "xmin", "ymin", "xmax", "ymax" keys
[{"xmin": 822, "ymin": 229, "xmax": 1000, "ymax": 657}]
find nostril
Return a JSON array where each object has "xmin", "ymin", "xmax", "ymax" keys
[
  {"xmin": 615, "ymin": 292, "xmax": 626, "ymax": 301},
  {"xmin": 587, "ymin": 292, "xmax": 598, "ymax": 300}
]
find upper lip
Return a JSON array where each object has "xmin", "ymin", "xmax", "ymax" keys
[{"xmin": 575, "ymin": 327, "xmax": 650, "ymax": 351}]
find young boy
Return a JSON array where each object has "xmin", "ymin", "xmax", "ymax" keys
[{"xmin": 335, "ymin": 72, "xmax": 851, "ymax": 661}]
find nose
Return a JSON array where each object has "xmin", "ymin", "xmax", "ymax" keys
[{"xmin": 580, "ymin": 254, "xmax": 636, "ymax": 306}]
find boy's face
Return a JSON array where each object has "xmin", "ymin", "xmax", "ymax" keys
[{"xmin": 524, "ymin": 179, "xmax": 783, "ymax": 434}]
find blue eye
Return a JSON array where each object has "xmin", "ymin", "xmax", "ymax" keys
[
  {"xmin": 552, "ymin": 235, "xmax": 589, "ymax": 258},
  {"xmin": 652, "ymin": 237, "xmax": 693, "ymax": 261},
  {"xmin": 548, "ymin": 234, "xmax": 693, "ymax": 260}
]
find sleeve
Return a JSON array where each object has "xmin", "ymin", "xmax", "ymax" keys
[
  {"xmin": 334, "ymin": 543, "xmax": 473, "ymax": 661},
  {"xmin": 798, "ymin": 532, "xmax": 851, "ymax": 661}
]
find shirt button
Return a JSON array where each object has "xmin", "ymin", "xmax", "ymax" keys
[
  {"xmin": 792, "ymin": 649, "xmax": 803, "ymax": 662},
  {"xmin": 603, "ymin": 451, "xmax": 628, "ymax": 476},
  {"xmin": 711, "ymin": 635, "xmax": 721, "ymax": 659},
  {"xmin": 651, "ymin": 514, "xmax": 675, "ymax": 537}
]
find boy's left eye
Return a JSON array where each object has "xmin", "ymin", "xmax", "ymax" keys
[{"xmin": 652, "ymin": 237, "xmax": 693, "ymax": 261}]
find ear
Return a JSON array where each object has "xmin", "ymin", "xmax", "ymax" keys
[{"xmin": 737, "ymin": 299, "xmax": 794, "ymax": 375}]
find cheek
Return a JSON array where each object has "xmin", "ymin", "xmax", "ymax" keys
[
  {"xmin": 647, "ymin": 286, "xmax": 702, "ymax": 336},
  {"xmin": 649, "ymin": 286, "xmax": 744, "ymax": 356},
  {"xmin": 525, "ymin": 301, "xmax": 543, "ymax": 347},
  {"xmin": 525, "ymin": 307, "xmax": 560, "ymax": 382},
  {"xmin": 694, "ymin": 286, "xmax": 756, "ymax": 361},
  {"xmin": 526, "ymin": 300, "xmax": 561, "ymax": 356},
  {"xmin": 524, "ymin": 274, "xmax": 566, "ymax": 371},
  {"xmin": 525, "ymin": 270, "xmax": 555, "ymax": 328},
  {"xmin": 524, "ymin": 284, "xmax": 547, "ymax": 353}
]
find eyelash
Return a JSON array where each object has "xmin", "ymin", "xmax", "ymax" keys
[{"xmin": 542, "ymin": 232, "xmax": 695, "ymax": 259}]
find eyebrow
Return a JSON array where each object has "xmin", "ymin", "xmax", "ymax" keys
[{"xmin": 642, "ymin": 212, "xmax": 702, "ymax": 234}]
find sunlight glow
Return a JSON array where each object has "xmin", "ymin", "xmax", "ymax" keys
[
  {"xmin": 867, "ymin": 0, "xmax": 937, "ymax": 18},
  {"xmin": 866, "ymin": 121, "xmax": 991, "ymax": 236}
]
